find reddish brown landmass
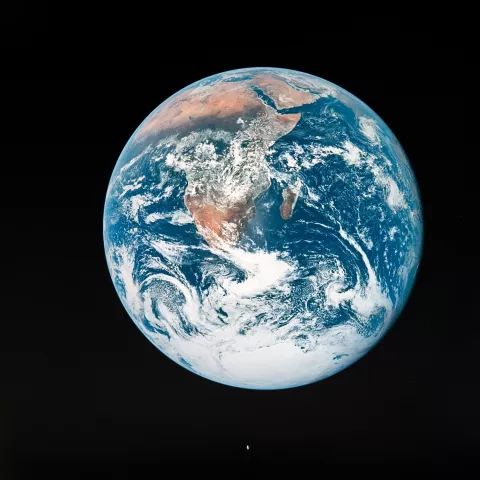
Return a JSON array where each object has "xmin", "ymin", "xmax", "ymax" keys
[
  {"xmin": 264, "ymin": 112, "xmax": 301, "ymax": 142},
  {"xmin": 280, "ymin": 188, "xmax": 298, "ymax": 220},
  {"xmin": 184, "ymin": 194, "xmax": 255, "ymax": 246},
  {"xmin": 274, "ymin": 72, "xmax": 332, "ymax": 96},
  {"xmin": 134, "ymin": 76, "xmax": 311, "ymax": 142},
  {"xmin": 134, "ymin": 81, "xmax": 263, "ymax": 141},
  {"xmin": 252, "ymin": 74, "xmax": 318, "ymax": 109}
]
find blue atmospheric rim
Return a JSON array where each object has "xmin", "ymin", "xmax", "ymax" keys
[{"xmin": 101, "ymin": 66, "xmax": 424, "ymax": 389}]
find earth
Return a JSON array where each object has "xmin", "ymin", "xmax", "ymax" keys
[{"xmin": 103, "ymin": 67, "xmax": 422, "ymax": 390}]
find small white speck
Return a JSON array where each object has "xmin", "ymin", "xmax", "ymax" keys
[{"xmin": 246, "ymin": 445, "xmax": 250, "ymax": 450}]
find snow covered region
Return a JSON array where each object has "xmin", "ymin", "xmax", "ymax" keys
[{"xmin": 103, "ymin": 67, "xmax": 423, "ymax": 389}]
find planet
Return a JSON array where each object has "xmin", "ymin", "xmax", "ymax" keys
[{"xmin": 103, "ymin": 67, "xmax": 422, "ymax": 390}]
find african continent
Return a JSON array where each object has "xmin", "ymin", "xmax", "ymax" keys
[{"xmin": 103, "ymin": 67, "xmax": 422, "ymax": 389}]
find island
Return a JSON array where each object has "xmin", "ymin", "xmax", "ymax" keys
[{"xmin": 280, "ymin": 188, "xmax": 299, "ymax": 220}]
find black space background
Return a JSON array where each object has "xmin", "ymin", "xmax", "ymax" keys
[{"xmin": 0, "ymin": 11, "xmax": 475, "ymax": 477}]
